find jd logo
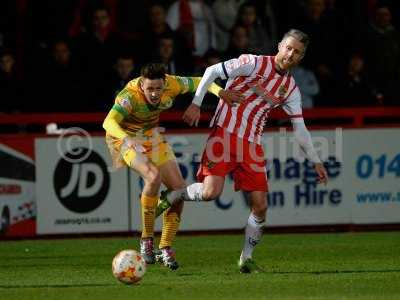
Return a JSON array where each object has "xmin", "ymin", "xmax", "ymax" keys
[{"xmin": 53, "ymin": 148, "xmax": 110, "ymax": 213}]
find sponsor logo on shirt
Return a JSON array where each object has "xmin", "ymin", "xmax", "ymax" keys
[
  {"xmin": 278, "ymin": 85, "xmax": 288, "ymax": 98},
  {"xmin": 179, "ymin": 77, "xmax": 189, "ymax": 87}
]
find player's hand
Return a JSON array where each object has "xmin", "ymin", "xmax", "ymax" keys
[
  {"xmin": 315, "ymin": 162, "xmax": 328, "ymax": 185},
  {"xmin": 183, "ymin": 103, "xmax": 201, "ymax": 127},
  {"xmin": 218, "ymin": 89, "xmax": 244, "ymax": 106},
  {"xmin": 123, "ymin": 137, "xmax": 145, "ymax": 153}
]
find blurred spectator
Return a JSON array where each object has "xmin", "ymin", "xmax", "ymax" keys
[
  {"xmin": 0, "ymin": 51, "xmax": 21, "ymax": 112},
  {"xmin": 141, "ymin": 2, "xmax": 190, "ymax": 67},
  {"xmin": 68, "ymin": 0, "xmax": 118, "ymax": 38},
  {"xmin": 72, "ymin": 6, "xmax": 125, "ymax": 110},
  {"xmin": 337, "ymin": 53, "xmax": 381, "ymax": 106},
  {"xmin": 105, "ymin": 54, "xmax": 136, "ymax": 101},
  {"xmin": 1, "ymin": 0, "xmax": 400, "ymax": 114},
  {"xmin": 223, "ymin": 25, "xmax": 251, "ymax": 59},
  {"xmin": 166, "ymin": 0, "xmax": 217, "ymax": 58},
  {"xmin": 152, "ymin": 33, "xmax": 191, "ymax": 75},
  {"xmin": 362, "ymin": 4, "xmax": 400, "ymax": 105},
  {"xmin": 31, "ymin": 40, "xmax": 86, "ymax": 112},
  {"xmin": 24, "ymin": 1, "xmax": 83, "ymax": 78},
  {"xmin": 212, "ymin": 0, "xmax": 246, "ymax": 51},
  {"xmin": 292, "ymin": 64, "xmax": 319, "ymax": 108},
  {"xmin": 235, "ymin": 1, "xmax": 274, "ymax": 54},
  {"xmin": 74, "ymin": 6, "xmax": 122, "ymax": 79},
  {"xmin": 294, "ymin": 0, "xmax": 347, "ymax": 106}
]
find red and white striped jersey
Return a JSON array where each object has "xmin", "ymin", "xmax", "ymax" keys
[{"xmin": 210, "ymin": 54, "xmax": 302, "ymax": 144}]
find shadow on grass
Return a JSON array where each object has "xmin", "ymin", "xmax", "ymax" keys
[
  {"xmin": 0, "ymin": 263, "xmax": 109, "ymax": 268},
  {"xmin": 273, "ymin": 269, "xmax": 400, "ymax": 275},
  {"xmin": 0, "ymin": 254, "xmax": 111, "ymax": 260},
  {"xmin": 0, "ymin": 283, "xmax": 117, "ymax": 289}
]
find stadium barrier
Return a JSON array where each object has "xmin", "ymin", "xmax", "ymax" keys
[
  {"xmin": 0, "ymin": 108, "xmax": 399, "ymax": 237},
  {"xmin": 1, "ymin": 107, "xmax": 400, "ymax": 128}
]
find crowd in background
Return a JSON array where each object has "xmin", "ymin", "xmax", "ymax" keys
[{"xmin": 0, "ymin": 0, "xmax": 400, "ymax": 113}]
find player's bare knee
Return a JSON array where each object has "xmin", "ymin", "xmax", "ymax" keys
[
  {"xmin": 252, "ymin": 202, "xmax": 267, "ymax": 219},
  {"xmin": 144, "ymin": 167, "xmax": 161, "ymax": 187},
  {"xmin": 202, "ymin": 185, "xmax": 222, "ymax": 201}
]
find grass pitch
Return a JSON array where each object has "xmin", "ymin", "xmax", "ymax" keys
[{"xmin": 1, "ymin": 232, "xmax": 400, "ymax": 300}]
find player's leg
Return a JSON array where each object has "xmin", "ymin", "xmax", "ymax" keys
[
  {"xmin": 161, "ymin": 174, "xmax": 225, "ymax": 206},
  {"xmin": 123, "ymin": 148, "xmax": 161, "ymax": 264},
  {"xmin": 159, "ymin": 127, "xmax": 231, "ymax": 208},
  {"xmin": 156, "ymin": 159, "xmax": 185, "ymax": 270},
  {"xmin": 239, "ymin": 190, "xmax": 267, "ymax": 273},
  {"xmin": 236, "ymin": 142, "xmax": 268, "ymax": 273}
]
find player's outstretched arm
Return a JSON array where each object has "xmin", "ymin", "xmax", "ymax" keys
[
  {"xmin": 103, "ymin": 109, "xmax": 128, "ymax": 139},
  {"xmin": 291, "ymin": 118, "xmax": 328, "ymax": 185},
  {"xmin": 191, "ymin": 76, "xmax": 244, "ymax": 105},
  {"xmin": 182, "ymin": 65, "xmax": 221, "ymax": 126},
  {"xmin": 183, "ymin": 56, "xmax": 254, "ymax": 126},
  {"xmin": 183, "ymin": 89, "xmax": 244, "ymax": 127},
  {"xmin": 103, "ymin": 110, "xmax": 145, "ymax": 152}
]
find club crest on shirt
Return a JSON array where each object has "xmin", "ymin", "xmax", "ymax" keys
[
  {"xmin": 120, "ymin": 98, "xmax": 132, "ymax": 111},
  {"xmin": 206, "ymin": 159, "xmax": 216, "ymax": 169},
  {"xmin": 278, "ymin": 85, "xmax": 288, "ymax": 98}
]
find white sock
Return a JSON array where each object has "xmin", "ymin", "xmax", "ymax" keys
[
  {"xmin": 240, "ymin": 213, "xmax": 265, "ymax": 262},
  {"xmin": 169, "ymin": 183, "xmax": 203, "ymax": 204}
]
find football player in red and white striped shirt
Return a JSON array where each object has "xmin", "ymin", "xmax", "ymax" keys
[{"xmin": 164, "ymin": 29, "xmax": 328, "ymax": 273}]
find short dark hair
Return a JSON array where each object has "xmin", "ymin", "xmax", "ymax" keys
[
  {"xmin": 282, "ymin": 29, "xmax": 310, "ymax": 49},
  {"xmin": 141, "ymin": 63, "xmax": 166, "ymax": 80}
]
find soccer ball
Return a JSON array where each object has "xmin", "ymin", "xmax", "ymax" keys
[{"xmin": 112, "ymin": 249, "xmax": 146, "ymax": 284}]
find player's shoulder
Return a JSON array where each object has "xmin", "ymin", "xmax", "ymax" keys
[
  {"xmin": 165, "ymin": 74, "xmax": 179, "ymax": 84},
  {"xmin": 126, "ymin": 77, "xmax": 141, "ymax": 90},
  {"xmin": 223, "ymin": 53, "xmax": 258, "ymax": 75},
  {"xmin": 165, "ymin": 74, "xmax": 182, "ymax": 91},
  {"xmin": 237, "ymin": 53, "xmax": 258, "ymax": 65},
  {"xmin": 116, "ymin": 78, "xmax": 141, "ymax": 102},
  {"xmin": 234, "ymin": 54, "xmax": 275, "ymax": 70}
]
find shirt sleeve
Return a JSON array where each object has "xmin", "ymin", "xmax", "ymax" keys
[
  {"xmin": 221, "ymin": 54, "xmax": 257, "ymax": 79},
  {"xmin": 102, "ymin": 109, "xmax": 128, "ymax": 140},
  {"xmin": 175, "ymin": 76, "xmax": 197, "ymax": 94},
  {"xmin": 192, "ymin": 54, "xmax": 256, "ymax": 106},
  {"xmin": 282, "ymin": 86, "xmax": 303, "ymax": 118},
  {"xmin": 175, "ymin": 76, "xmax": 222, "ymax": 98},
  {"xmin": 291, "ymin": 118, "xmax": 321, "ymax": 163},
  {"xmin": 112, "ymin": 89, "xmax": 134, "ymax": 118}
]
